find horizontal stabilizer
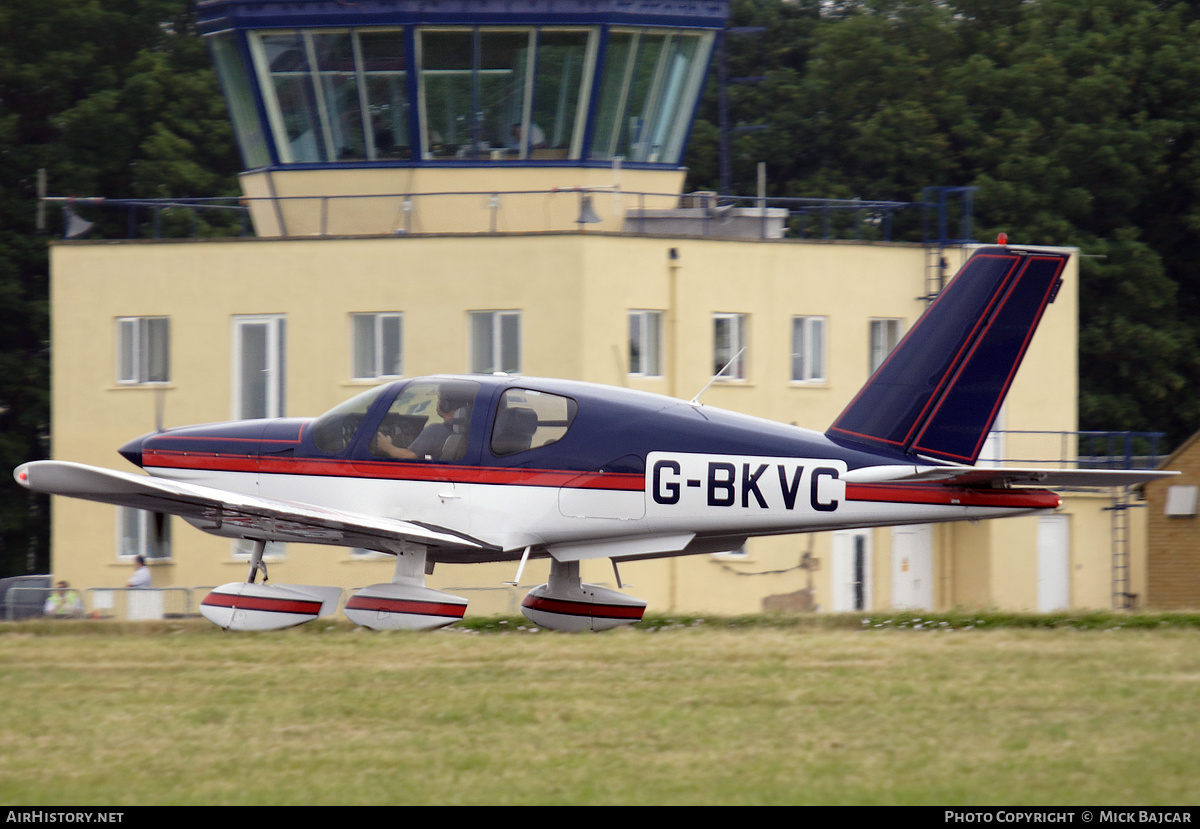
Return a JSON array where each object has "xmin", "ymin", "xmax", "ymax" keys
[
  {"xmin": 14, "ymin": 460, "xmax": 494, "ymax": 553},
  {"xmin": 828, "ymin": 247, "xmax": 1070, "ymax": 464}
]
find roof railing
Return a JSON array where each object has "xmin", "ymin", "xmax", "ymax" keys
[
  {"xmin": 41, "ymin": 189, "xmax": 972, "ymax": 245},
  {"xmin": 988, "ymin": 431, "xmax": 1167, "ymax": 471}
]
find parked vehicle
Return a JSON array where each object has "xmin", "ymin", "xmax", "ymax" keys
[{"xmin": 0, "ymin": 575, "xmax": 52, "ymax": 620}]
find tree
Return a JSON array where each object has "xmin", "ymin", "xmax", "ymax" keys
[
  {"xmin": 0, "ymin": 0, "xmax": 239, "ymax": 575},
  {"xmin": 686, "ymin": 0, "xmax": 1200, "ymax": 447}
]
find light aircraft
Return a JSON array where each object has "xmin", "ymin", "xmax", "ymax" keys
[{"xmin": 14, "ymin": 246, "xmax": 1175, "ymax": 631}]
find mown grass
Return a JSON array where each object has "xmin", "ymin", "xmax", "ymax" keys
[{"xmin": 1, "ymin": 612, "xmax": 1198, "ymax": 805}]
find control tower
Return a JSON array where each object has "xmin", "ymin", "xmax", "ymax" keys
[{"xmin": 198, "ymin": 0, "xmax": 728, "ymax": 235}]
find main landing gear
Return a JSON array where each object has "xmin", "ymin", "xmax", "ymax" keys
[{"xmin": 198, "ymin": 541, "xmax": 646, "ymax": 633}]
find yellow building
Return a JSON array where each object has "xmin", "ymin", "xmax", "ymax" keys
[{"xmin": 42, "ymin": 0, "xmax": 1145, "ymax": 619}]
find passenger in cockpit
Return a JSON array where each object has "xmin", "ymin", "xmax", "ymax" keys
[{"xmin": 373, "ymin": 388, "xmax": 471, "ymax": 460}]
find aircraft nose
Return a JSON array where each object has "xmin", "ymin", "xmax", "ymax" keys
[{"xmin": 118, "ymin": 434, "xmax": 150, "ymax": 468}]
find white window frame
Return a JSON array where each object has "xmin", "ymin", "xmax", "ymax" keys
[
  {"xmin": 978, "ymin": 404, "xmax": 1006, "ymax": 469},
  {"xmin": 713, "ymin": 312, "xmax": 747, "ymax": 381},
  {"xmin": 628, "ymin": 309, "xmax": 663, "ymax": 377},
  {"xmin": 1165, "ymin": 485, "xmax": 1200, "ymax": 517},
  {"xmin": 470, "ymin": 310, "xmax": 521, "ymax": 374},
  {"xmin": 791, "ymin": 315, "xmax": 826, "ymax": 383},
  {"xmin": 352, "ymin": 312, "xmax": 404, "ymax": 379},
  {"xmin": 710, "ymin": 542, "xmax": 749, "ymax": 560},
  {"xmin": 351, "ymin": 547, "xmax": 391, "ymax": 559},
  {"xmin": 118, "ymin": 508, "xmax": 171, "ymax": 560},
  {"xmin": 831, "ymin": 528, "xmax": 872, "ymax": 612},
  {"xmin": 232, "ymin": 539, "xmax": 288, "ymax": 561},
  {"xmin": 869, "ymin": 318, "xmax": 902, "ymax": 374},
  {"xmin": 233, "ymin": 315, "xmax": 287, "ymax": 419},
  {"xmin": 116, "ymin": 317, "xmax": 169, "ymax": 385}
]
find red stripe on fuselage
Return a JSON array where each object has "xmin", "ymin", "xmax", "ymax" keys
[
  {"xmin": 846, "ymin": 483, "xmax": 1059, "ymax": 510},
  {"xmin": 143, "ymin": 451, "xmax": 1058, "ymax": 508},
  {"xmin": 142, "ymin": 450, "xmax": 645, "ymax": 491}
]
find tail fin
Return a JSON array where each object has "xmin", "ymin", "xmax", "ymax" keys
[{"xmin": 826, "ymin": 246, "xmax": 1069, "ymax": 464}]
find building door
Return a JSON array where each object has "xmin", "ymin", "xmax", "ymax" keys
[
  {"xmin": 1037, "ymin": 514, "xmax": 1070, "ymax": 612},
  {"xmin": 892, "ymin": 524, "xmax": 933, "ymax": 609},
  {"xmin": 233, "ymin": 315, "xmax": 286, "ymax": 419},
  {"xmin": 831, "ymin": 529, "xmax": 872, "ymax": 612}
]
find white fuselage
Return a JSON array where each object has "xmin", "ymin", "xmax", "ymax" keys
[{"xmin": 152, "ymin": 448, "xmax": 1053, "ymax": 563}]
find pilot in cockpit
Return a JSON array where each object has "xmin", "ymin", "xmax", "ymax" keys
[{"xmin": 372, "ymin": 388, "xmax": 471, "ymax": 460}]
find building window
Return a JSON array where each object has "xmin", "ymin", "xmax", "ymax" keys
[
  {"xmin": 352, "ymin": 313, "xmax": 403, "ymax": 379},
  {"xmin": 713, "ymin": 313, "xmax": 747, "ymax": 380},
  {"xmin": 710, "ymin": 543, "xmax": 748, "ymax": 559},
  {"xmin": 117, "ymin": 317, "xmax": 169, "ymax": 384},
  {"xmin": 791, "ymin": 316, "xmax": 826, "ymax": 383},
  {"xmin": 359, "ymin": 30, "xmax": 412, "ymax": 160},
  {"xmin": 210, "ymin": 32, "xmax": 271, "ymax": 169},
  {"xmin": 232, "ymin": 539, "xmax": 287, "ymax": 561},
  {"xmin": 419, "ymin": 28, "xmax": 595, "ymax": 161},
  {"xmin": 832, "ymin": 529, "xmax": 872, "ymax": 612},
  {"xmin": 591, "ymin": 29, "xmax": 715, "ymax": 163},
  {"xmin": 530, "ymin": 30, "xmax": 595, "ymax": 159},
  {"xmin": 118, "ymin": 509, "xmax": 170, "ymax": 560},
  {"xmin": 1165, "ymin": 485, "xmax": 1199, "ymax": 517},
  {"xmin": 470, "ymin": 311, "xmax": 520, "ymax": 374},
  {"xmin": 250, "ymin": 29, "xmax": 412, "ymax": 163},
  {"xmin": 233, "ymin": 315, "xmax": 286, "ymax": 419},
  {"xmin": 869, "ymin": 318, "xmax": 902, "ymax": 374},
  {"xmin": 351, "ymin": 547, "xmax": 390, "ymax": 559},
  {"xmin": 628, "ymin": 310, "xmax": 663, "ymax": 376},
  {"xmin": 236, "ymin": 25, "xmax": 711, "ymax": 167}
]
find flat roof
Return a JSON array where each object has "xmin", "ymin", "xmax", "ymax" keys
[{"xmin": 196, "ymin": 0, "xmax": 730, "ymax": 33}]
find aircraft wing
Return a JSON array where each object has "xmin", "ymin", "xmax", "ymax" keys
[
  {"xmin": 843, "ymin": 464, "xmax": 1177, "ymax": 489},
  {"xmin": 14, "ymin": 460, "xmax": 496, "ymax": 553}
]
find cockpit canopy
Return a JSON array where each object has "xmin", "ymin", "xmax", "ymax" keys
[
  {"xmin": 309, "ymin": 377, "xmax": 578, "ymax": 462},
  {"xmin": 310, "ymin": 383, "xmax": 390, "ymax": 454}
]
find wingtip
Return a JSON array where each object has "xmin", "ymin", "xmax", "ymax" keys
[{"xmin": 13, "ymin": 462, "xmax": 32, "ymax": 488}]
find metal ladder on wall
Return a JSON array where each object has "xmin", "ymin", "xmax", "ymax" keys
[
  {"xmin": 920, "ymin": 186, "xmax": 977, "ymax": 305},
  {"xmin": 1108, "ymin": 487, "xmax": 1137, "ymax": 610},
  {"xmin": 924, "ymin": 243, "xmax": 947, "ymax": 304}
]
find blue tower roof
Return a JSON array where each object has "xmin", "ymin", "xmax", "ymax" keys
[{"xmin": 198, "ymin": 0, "xmax": 730, "ymax": 32}]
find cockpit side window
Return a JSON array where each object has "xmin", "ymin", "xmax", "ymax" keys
[
  {"xmin": 491, "ymin": 388, "xmax": 578, "ymax": 456},
  {"xmin": 371, "ymin": 379, "xmax": 480, "ymax": 461},
  {"xmin": 311, "ymin": 384, "xmax": 392, "ymax": 454}
]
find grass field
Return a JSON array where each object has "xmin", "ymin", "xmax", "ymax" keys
[{"xmin": 2, "ymin": 612, "xmax": 1198, "ymax": 806}]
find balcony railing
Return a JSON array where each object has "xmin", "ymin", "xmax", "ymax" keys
[{"xmin": 987, "ymin": 431, "xmax": 1166, "ymax": 472}]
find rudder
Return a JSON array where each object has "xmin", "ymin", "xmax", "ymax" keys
[{"xmin": 826, "ymin": 246, "xmax": 1069, "ymax": 464}]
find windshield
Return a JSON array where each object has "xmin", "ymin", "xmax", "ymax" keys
[{"xmin": 310, "ymin": 384, "xmax": 393, "ymax": 453}]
